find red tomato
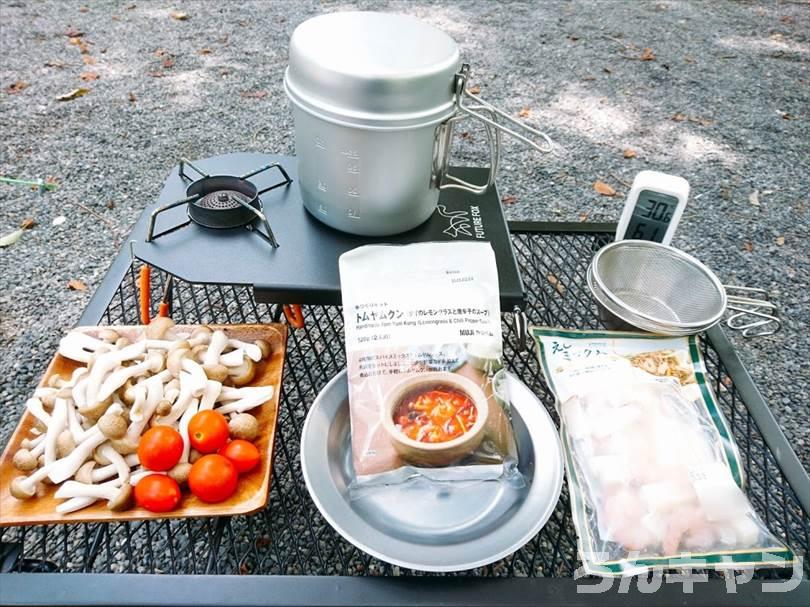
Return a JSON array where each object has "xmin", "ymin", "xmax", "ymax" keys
[
  {"xmin": 137, "ymin": 426, "xmax": 184, "ymax": 471},
  {"xmin": 134, "ymin": 474, "xmax": 182, "ymax": 512},
  {"xmin": 188, "ymin": 410, "xmax": 229, "ymax": 454},
  {"xmin": 219, "ymin": 439, "xmax": 260, "ymax": 474},
  {"xmin": 188, "ymin": 454, "xmax": 238, "ymax": 503}
]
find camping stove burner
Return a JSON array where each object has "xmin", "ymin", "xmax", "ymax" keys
[{"xmin": 146, "ymin": 157, "xmax": 292, "ymax": 247}]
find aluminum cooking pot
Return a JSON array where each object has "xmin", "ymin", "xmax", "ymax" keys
[{"xmin": 284, "ymin": 11, "xmax": 552, "ymax": 236}]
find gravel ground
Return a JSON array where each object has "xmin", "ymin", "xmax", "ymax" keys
[{"xmin": 0, "ymin": 0, "xmax": 807, "ymax": 489}]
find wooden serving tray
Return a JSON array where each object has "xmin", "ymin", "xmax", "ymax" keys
[{"xmin": 0, "ymin": 323, "xmax": 287, "ymax": 526}]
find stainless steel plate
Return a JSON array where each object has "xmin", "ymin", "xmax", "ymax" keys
[{"xmin": 301, "ymin": 370, "xmax": 564, "ymax": 572}]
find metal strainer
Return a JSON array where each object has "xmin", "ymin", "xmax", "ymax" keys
[{"xmin": 588, "ymin": 240, "xmax": 727, "ymax": 335}]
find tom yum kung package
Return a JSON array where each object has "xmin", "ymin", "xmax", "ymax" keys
[
  {"xmin": 339, "ymin": 242, "xmax": 520, "ymax": 491},
  {"xmin": 532, "ymin": 328, "xmax": 794, "ymax": 576}
]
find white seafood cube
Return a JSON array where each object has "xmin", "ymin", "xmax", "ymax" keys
[{"xmin": 691, "ymin": 463, "xmax": 749, "ymax": 521}]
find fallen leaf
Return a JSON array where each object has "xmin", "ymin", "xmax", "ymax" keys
[
  {"xmin": 467, "ymin": 85, "xmax": 480, "ymax": 94},
  {"xmin": 106, "ymin": 200, "xmax": 115, "ymax": 209},
  {"xmin": 79, "ymin": 6, "xmax": 89, "ymax": 12},
  {"xmin": 68, "ymin": 36, "xmax": 83, "ymax": 46},
  {"xmin": 742, "ymin": 241, "xmax": 753, "ymax": 252},
  {"xmin": 578, "ymin": 211, "xmax": 590, "ymax": 222},
  {"xmin": 593, "ymin": 180, "xmax": 617, "ymax": 196},
  {"xmin": 198, "ymin": 47, "xmax": 212, "ymax": 55},
  {"xmin": 5, "ymin": 80, "xmax": 28, "ymax": 94},
  {"xmin": 126, "ymin": 3, "xmax": 136, "ymax": 9},
  {"xmin": 68, "ymin": 279, "xmax": 87, "ymax": 291},
  {"xmin": 240, "ymin": 90, "xmax": 267, "ymax": 98},
  {"xmin": 170, "ymin": 10, "xmax": 189, "ymax": 21},
  {"xmin": 603, "ymin": 66, "xmax": 612, "ymax": 74},
  {"xmin": 0, "ymin": 229, "xmax": 24, "ymax": 248},
  {"xmin": 689, "ymin": 116, "xmax": 714, "ymax": 126},
  {"xmin": 547, "ymin": 274, "xmax": 566, "ymax": 295},
  {"xmin": 154, "ymin": 48, "xmax": 168, "ymax": 57},
  {"xmin": 640, "ymin": 47, "xmax": 656, "ymax": 61},
  {"xmin": 671, "ymin": 112, "xmax": 686, "ymax": 122},
  {"xmin": 82, "ymin": 55, "xmax": 97, "ymax": 65},
  {"xmin": 775, "ymin": 235, "xmax": 785, "ymax": 246},
  {"xmin": 56, "ymin": 87, "xmax": 89, "ymax": 101},
  {"xmin": 778, "ymin": 111, "xmax": 795, "ymax": 120},
  {"xmin": 684, "ymin": 56, "xmax": 696, "ymax": 64},
  {"xmin": 162, "ymin": 57, "xmax": 175, "ymax": 68},
  {"xmin": 64, "ymin": 27, "xmax": 84, "ymax": 37},
  {"xmin": 20, "ymin": 218, "xmax": 36, "ymax": 229},
  {"xmin": 720, "ymin": 186, "xmax": 731, "ymax": 201},
  {"xmin": 111, "ymin": 15, "xmax": 120, "ymax": 21},
  {"xmin": 219, "ymin": 68, "xmax": 230, "ymax": 76},
  {"xmin": 45, "ymin": 176, "xmax": 60, "ymax": 187},
  {"xmin": 147, "ymin": 71, "xmax": 165, "ymax": 78},
  {"xmin": 568, "ymin": 35, "xmax": 580, "ymax": 42},
  {"xmin": 748, "ymin": 190, "xmax": 760, "ymax": 207},
  {"xmin": 80, "ymin": 71, "xmax": 99, "ymax": 82},
  {"xmin": 780, "ymin": 15, "xmax": 795, "ymax": 24},
  {"xmin": 52, "ymin": 215, "xmax": 66, "ymax": 226},
  {"xmin": 45, "ymin": 60, "xmax": 65, "ymax": 68},
  {"xmin": 128, "ymin": 91, "xmax": 137, "ymax": 103},
  {"xmin": 518, "ymin": 107, "xmax": 531, "ymax": 118},
  {"xmin": 460, "ymin": 131, "xmax": 471, "ymax": 139},
  {"xmin": 501, "ymin": 194, "xmax": 518, "ymax": 205},
  {"xmin": 622, "ymin": 148, "xmax": 637, "ymax": 159}
]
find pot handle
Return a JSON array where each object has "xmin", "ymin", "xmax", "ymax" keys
[{"xmin": 435, "ymin": 107, "xmax": 500, "ymax": 195}]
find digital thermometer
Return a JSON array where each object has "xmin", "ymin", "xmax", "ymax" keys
[{"xmin": 615, "ymin": 171, "xmax": 689, "ymax": 244}]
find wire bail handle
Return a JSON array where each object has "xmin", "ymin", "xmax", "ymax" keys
[{"xmin": 434, "ymin": 64, "xmax": 553, "ymax": 195}]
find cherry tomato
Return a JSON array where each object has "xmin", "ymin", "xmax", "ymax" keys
[
  {"xmin": 219, "ymin": 439, "xmax": 260, "ymax": 474},
  {"xmin": 188, "ymin": 454, "xmax": 238, "ymax": 503},
  {"xmin": 134, "ymin": 474, "xmax": 182, "ymax": 512},
  {"xmin": 138, "ymin": 426, "xmax": 183, "ymax": 471},
  {"xmin": 188, "ymin": 410, "xmax": 229, "ymax": 454}
]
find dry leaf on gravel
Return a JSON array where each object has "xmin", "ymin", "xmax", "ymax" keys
[
  {"xmin": 0, "ymin": 229, "xmax": 25, "ymax": 248},
  {"xmin": 640, "ymin": 47, "xmax": 656, "ymax": 61},
  {"xmin": 82, "ymin": 55, "xmax": 97, "ymax": 65},
  {"xmin": 170, "ymin": 11, "xmax": 189, "ymax": 21},
  {"xmin": 162, "ymin": 57, "xmax": 175, "ymax": 68},
  {"xmin": 80, "ymin": 71, "xmax": 99, "ymax": 82},
  {"xmin": 775, "ymin": 236, "xmax": 785, "ymax": 246},
  {"xmin": 593, "ymin": 180, "xmax": 616, "ymax": 196},
  {"xmin": 579, "ymin": 212, "xmax": 590, "ymax": 222},
  {"xmin": 56, "ymin": 87, "xmax": 89, "ymax": 101},
  {"xmin": 749, "ymin": 190, "xmax": 760, "ymax": 207},
  {"xmin": 778, "ymin": 111, "xmax": 795, "ymax": 120},
  {"xmin": 623, "ymin": 149, "xmax": 637, "ymax": 159},
  {"xmin": 240, "ymin": 90, "xmax": 268, "ymax": 98},
  {"xmin": 64, "ymin": 27, "xmax": 84, "ymax": 37},
  {"xmin": 742, "ymin": 241, "xmax": 754, "ymax": 253},
  {"xmin": 20, "ymin": 218, "xmax": 36, "ymax": 230},
  {"xmin": 79, "ymin": 6, "xmax": 89, "ymax": 12},
  {"xmin": 198, "ymin": 48, "xmax": 212, "ymax": 55},
  {"xmin": 45, "ymin": 60, "xmax": 65, "ymax": 68},
  {"xmin": 501, "ymin": 194, "xmax": 518, "ymax": 205},
  {"xmin": 547, "ymin": 274, "xmax": 566, "ymax": 295},
  {"xmin": 68, "ymin": 279, "xmax": 87, "ymax": 291},
  {"xmin": 603, "ymin": 66, "xmax": 612, "ymax": 73},
  {"xmin": 128, "ymin": 91, "xmax": 137, "ymax": 102},
  {"xmin": 467, "ymin": 85, "xmax": 480, "ymax": 94},
  {"xmin": 671, "ymin": 112, "xmax": 686, "ymax": 122},
  {"xmin": 5, "ymin": 81, "xmax": 28, "ymax": 94},
  {"xmin": 518, "ymin": 107, "xmax": 531, "ymax": 118}
]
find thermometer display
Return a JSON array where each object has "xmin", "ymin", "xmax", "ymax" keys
[
  {"xmin": 623, "ymin": 190, "xmax": 679, "ymax": 243},
  {"xmin": 615, "ymin": 171, "xmax": 689, "ymax": 245}
]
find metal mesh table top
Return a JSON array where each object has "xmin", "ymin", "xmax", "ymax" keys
[{"xmin": 1, "ymin": 224, "xmax": 807, "ymax": 603}]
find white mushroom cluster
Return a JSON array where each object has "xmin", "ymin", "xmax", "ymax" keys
[{"xmin": 10, "ymin": 319, "xmax": 274, "ymax": 514}]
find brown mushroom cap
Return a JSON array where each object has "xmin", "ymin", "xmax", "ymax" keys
[
  {"xmin": 118, "ymin": 379, "xmax": 136, "ymax": 406},
  {"xmin": 190, "ymin": 344, "xmax": 208, "ymax": 363},
  {"xmin": 98, "ymin": 328, "xmax": 121, "ymax": 343},
  {"xmin": 10, "ymin": 477, "xmax": 36, "ymax": 500},
  {"xmin": 115, "ymin": 336, "xmax": 131, "ymax": 349},
  {"xmin": 167, "ymin": 462, "xmax": 192, "ymax": 485},
  {"xmin": 12, "ymin": 449, "xmax": 39, "ymax": 472},
  {"xmin": 145, "ymin": 316, "xmax": 176, "ymax": 340},
  {"xmin": 229, "ymin": 358, "xmax": 256, "ymax": 387},
  {"xmin": 110, "ymin": 437, "xmax": 139, "ymax": 455},
  {"xmin": 189, "ymin": 448, "xmax": 202, "ymax": 464},
  {"xmin": 228, "ymin": 413, "xmax": 259, "ymax": 441},
  {"xmin": 107, "ymin": 483, "xmax": 134, "ymax": 512},
  {"xmin": 47, "ymin": 374, "xmax": 66, "ymax": 388},
  {"xmin": 98, "ymin": 412, "xmax": 128, "ymax": 439},
  {"xmin": 75, "ymin": 461, "xmax": 96, "ymax": 484},
  {"xmin": 166, "ymin": 347, "xmax": 191, "ymax": 377},
  {"xmin": 155, "ymin": 399, "xmax": 173, "ymax": 417},
  {"xmin": 56, "ymin": 429, "xmax": 76, "ymax": 458},
  {"xmin": 202, "ymin": 363, "xmax": 229, "ymax": 383},
  {"xmin": 254, "ymin": 339, "xmax": 272, "ymax": 360},
  {"xmin": 78, "ymin": 395, "xmax": 114, "ymax": 423}
]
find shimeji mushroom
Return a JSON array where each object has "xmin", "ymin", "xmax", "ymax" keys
[
  {"xmin": 55, "ymin": 480, "xmax": 133, "ymax": 512},
  {"xmin": 10, "ymin": 464, "xmax": 56, "ymax": 499},
  {"xmin": 58, "ymin": 332, "xmax": 113, "ymax": 364},
  {"xmin": 56, "ymin": 429, "xmax": 76, "ymax": 458},
  {"xmin": 43, "ymin": 399, "xmax": 68, "ymax": 465},
  {"xmin": 25, "ymin": 397, "xmax": 51, "ymax": 428},
  {"xmin": 84, "ymin": 341, "xmax": 146, "ymax": 406},
  {"xmin": 178, "ymin": 399, "xmax": 199, "ymax": 463},
  {"xmin": 129, "ymin": 468, "xmax": 166, "ymax": 486},
  {"xmin": 187, "ymin": 326, "xmax": 212, "ymax": 348},
  {"xmin": 198, "ymin": 380, "xmax": 222, "ymax": 411},
  {"xmin": 228, "ymin": 359, "xmax": 256, "ymax": 387},
  {"xmin": 153, "ymin": 375, "xmax": 196, "ymax": 426},
  {"xmin": 76, "ymin": 454, "xmax": 138, "ymax": 484},
  {"xmin": 203, "ymin": 330, "xmax": 229, "ymax": 366},
  {"xmin": 166, "ymin": 348, "xmax": 207, "ymax": 397},
  {"xmin": 145, "ymin": 316, "xmax": 176, "ymax": 340},
  {"xmin": 215, "ymin": 386, "xmax": 274, "ymax": 415},
  {"xmin": 226, "ymin": 338, "xmax": 263, "ymax": 362},
  {"xmin": 96, "ymin": 351, "xmax": 164, "ymax": 402},
  {"xmin": 48, "ymin": 426, "xmax": 108, "ymax": 484},
  {"xmin": 228, "ymin": 413, "xmax": 259, "ymax": 441}
]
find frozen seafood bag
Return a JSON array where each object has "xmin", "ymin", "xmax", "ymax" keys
[
  {"xmin": 339, "ymin": 242, "xmax": 520, "ymax": 491},
  {"xmin": 532, "ymin": 328, "xmax": 794, "ymax": 576}
]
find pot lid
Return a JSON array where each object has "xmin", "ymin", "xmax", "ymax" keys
[{"xmin": 285, "ymin": 12, "xmax": 461, "ymax": 128}]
